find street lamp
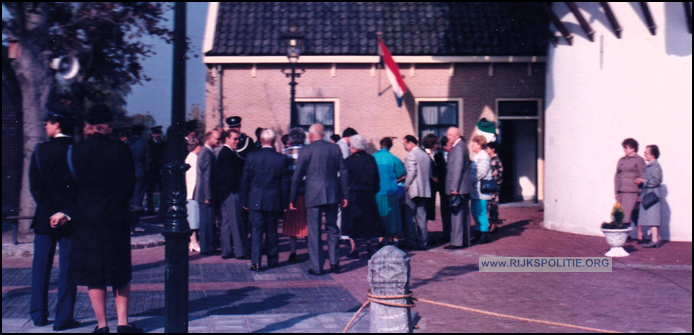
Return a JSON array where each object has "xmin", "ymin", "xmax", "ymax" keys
[{"xmin": 281, "ymin": 26, "xmax": 305, "ymax": 128}]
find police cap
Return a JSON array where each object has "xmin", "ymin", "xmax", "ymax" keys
[
  {"xmin": 226, "ymin": 116, "xmax": 242, "ymax": 128},
  {"xmin": 44, "ymin": 102, "xmax": 77, "ymax": 123}
]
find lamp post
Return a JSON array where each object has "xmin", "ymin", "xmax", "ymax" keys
[
  {"xmin": 161, "ymin": 2, "xmax": 189, "ymax": 333},
  {"xmin": 282, "ymin": 26, "xmax": 305, "ymax": 126}
]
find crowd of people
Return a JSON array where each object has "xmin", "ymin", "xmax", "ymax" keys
[
  {"xmin": 27, "ymin": 98, "xmax": 668, "ymax": 332},
  {"xmin": 179, "ymin": 117, "xmax": 512, "ymax": 277}
]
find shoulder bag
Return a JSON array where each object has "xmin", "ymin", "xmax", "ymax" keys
[
  {"xmin": 641, "ymin": 192, "xmax": 659, "ymax": 210},
  {"xmin": 481, "ymin": 178, "xmax": 499, "ymax": 194}
]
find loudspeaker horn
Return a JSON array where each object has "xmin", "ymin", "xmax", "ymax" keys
[{"xmin": 50, "ymin": 55, "xmax": 80, "ymax": 80}]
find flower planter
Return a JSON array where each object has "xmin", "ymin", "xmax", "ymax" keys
[{"xmin": 600, "ymin": 227, "xmax": 633, "ymax": 257}]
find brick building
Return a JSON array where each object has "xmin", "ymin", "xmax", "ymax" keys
[{"xmin": 203, "ymin": 2, "xmax": 551, "ymax": 203}]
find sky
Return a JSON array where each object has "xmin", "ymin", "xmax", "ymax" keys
[{"xmin": 125, "ymin": 2, "xmax": 209, "ymax": 130}]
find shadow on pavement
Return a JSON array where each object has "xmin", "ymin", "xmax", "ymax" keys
[
  {"xmin": 252, "ymin": 313, "xmax": 321, "ymax": 332},
  {"xmin": 488, "ymin": 219, "xmax": 532, "ymax": 242},
  {"xmin": 409, "ymin": 264, "xmax": 478, "ymax": 290}
]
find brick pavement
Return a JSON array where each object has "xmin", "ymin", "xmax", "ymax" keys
[{"xmin": 3, "ymin": 204, "xmax": 691, "ymax": 333}]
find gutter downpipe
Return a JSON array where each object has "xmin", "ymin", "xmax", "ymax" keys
[{"xmin": 217, "ymin": 64, "xmax": 223, "ymax": 128}]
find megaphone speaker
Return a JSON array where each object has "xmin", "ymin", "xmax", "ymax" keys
[{"xmin": 50, "ymin": 55, "xmax": 80, "ymax": 80}]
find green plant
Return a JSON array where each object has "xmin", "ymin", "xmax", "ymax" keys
[{"xmin": 601, "ymin": 202, "xmax": 629, "ymax": 229}]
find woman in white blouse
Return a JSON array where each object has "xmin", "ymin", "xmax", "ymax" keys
[{"xmin": 186, "ymin": 141, "xmax": 203, "ymax": 252}]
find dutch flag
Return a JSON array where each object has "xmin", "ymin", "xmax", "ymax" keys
[{"xmin": 378, "ymin": 37, "xmax": 407, "ymax": 108}]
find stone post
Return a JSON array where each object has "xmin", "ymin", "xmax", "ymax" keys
[{"xmin": 368, "ymin": 245, "xmax": 413, "ymax": 333}]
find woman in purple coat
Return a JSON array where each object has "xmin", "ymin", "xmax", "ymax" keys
[{"xmin": 614, "ymin": 138, "xmax": 646, "ymax": 242}]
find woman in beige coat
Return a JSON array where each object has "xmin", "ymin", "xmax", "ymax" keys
[{"xmin": 614, "ymin": 138, "xmax": 646, "ymax": 242}]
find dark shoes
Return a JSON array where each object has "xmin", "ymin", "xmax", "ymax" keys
[
  {"xmin": 444, "ymin": 245, "xmax": 465, "ymax": 250},
  {"xmin": 347, "ymin": 250, "xmax": 360, "ymax": 259},
  {"xmin": 330, "ymin": 264, "xmax": 340, "ymax": 274},
  {"xmin": 636, "ymin": 239, "xmax": 651, "ymax": 245},
  {"xmin": 396, "ymin": 242, "xmax": 415, "ymax": 250},
  {"xmin": 366, "ymin": 244, "xmax": 375, "ymax": 258},
  {"xmin": 33, "ymin": 318, "xmax": 50, "ymax": 327},
  {"xmin": 54, "ymin": 320, "xmax": 81, "ymax": 331},
  {"xmin": 117, "ymin": 324, "xmax": 143, "ymax": 333},
  {"xmin": 221, "ymin": 253, "xmax": 236, "ymax": 259},
  {"xmin": 250, "ymin": 264, "xmax": 261, "ymax": 272},
  {"xmin": 308, "ymin": 269, "xmax": 323, "ymax": 276},
  {"xmin": 476, "ymin": 232, "xmax": 490, "ymax": 244},
  {"xmin": 643, "ymin": 240, "xmax": 663, "ymax": 248},
  {"xmin": 92, "ymin": 326, "xmax": 109, "ymax": 333},
  {"xmin": 237, "ymin": 254, "xmax": 251, "ymax": 260},
  {"xmin": 288, "ymin": 253, "xmax": 297, "ymax": 263}
]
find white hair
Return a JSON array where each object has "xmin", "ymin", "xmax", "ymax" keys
[
  {"xmin": 308, "ymin": 123, "xmax": 325, "ymax": 137},
  {"xmin": 260, "ymin": 129, "xmax": 276, "ymax": 144},
  {"xmin": 349, "ymin": 134, "xmax": 366, "ymax": 151}
]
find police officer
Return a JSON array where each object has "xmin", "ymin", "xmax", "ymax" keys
[
  {"xmin": 146, "ymin": 125, "xmax": 166, "ymax": 214},
  {"xmin": 226, "ymin": 116, "xmax": 255, "ymax": 159},
  {"xmin": 28, "ymin": 102, "xmax": 79, "ymax": 330}
]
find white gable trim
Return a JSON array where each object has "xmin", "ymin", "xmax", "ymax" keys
[{"xmin": 203, "ymin": 2, "xmax": 220, "ymax": 54}]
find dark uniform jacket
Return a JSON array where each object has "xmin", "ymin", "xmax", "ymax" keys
[
  {"xmin": 241, "ymin": 147, "xmax": 290, "ymax": 211},
  {"xmin": 66, "ymin": 133, "xmax": 136, "ymax": 287},
  {"xmin": 215, "ymin": 145, "xmax": 245, "ymax": 202},
  {"xmin": 29, "ymin": 136, "xmax": 76, "ymax": 236},
  {"xmin": 148, "ymin": 138, "xmax": 166, "ymax": 179}
]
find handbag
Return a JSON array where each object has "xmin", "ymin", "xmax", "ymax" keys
[
  {"xmin": 480, "ymin": 178, "xmax": 499, "ymax": 194},
  {"xmin": 641, "ymin": 192, "xmax": 660, "ymax": 210},
  {"xmin": 448, "ymin": 195, "xmax": 462, "ymax": 209}
]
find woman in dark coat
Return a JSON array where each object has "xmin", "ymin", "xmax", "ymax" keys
[
  {"xmin": 342, "ymin": 135, "xmax": 384, "ymax": 259},
  {"xmin": 52, "ymin": 104, "xmax": 140, "ymax": 333}
]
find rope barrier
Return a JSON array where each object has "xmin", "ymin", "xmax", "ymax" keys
[{"xmin": 343, "ymin": 289, "xmax": 618, "ymax": 333}]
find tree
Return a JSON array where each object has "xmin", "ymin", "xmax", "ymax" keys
[{"xmin": 2, "ymin": 2, "xmax": 174, "ymax": 235}]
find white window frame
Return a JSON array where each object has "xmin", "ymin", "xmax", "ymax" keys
[{"xmin": 414, "ymin": 98, "xmax": 464, "ymax": 141}]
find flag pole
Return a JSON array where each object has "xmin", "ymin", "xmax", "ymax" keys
[{"xmin": 377, "ymin": 31, "xmax": 382, "ymax": 97}]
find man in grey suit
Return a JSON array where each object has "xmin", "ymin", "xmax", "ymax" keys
[
  {"xmin": 195, "ymin": 129, "xmax": 221, "ymax": 255},
  {"xmin": 290, "ymin": 124, "xmax": 348, "ymax": 275},
  {"xmin": 401, "ymin": 135, "xmax": 432, "ymax": 250},
  {"xmin": 241, "ymin": 129, "xmax": 290, "ymax": 271},
  {"xmin": 444, "ymin": 127, "xmax": 473, "ymax": 249}
]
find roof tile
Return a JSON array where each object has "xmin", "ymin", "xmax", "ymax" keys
[{"xmin": 209, "ymin": 2, "xmax": 550, "ymax": 57}]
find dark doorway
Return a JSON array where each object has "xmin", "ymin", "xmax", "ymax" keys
[{"xmin": 497, "ymin": 119, "xmax": 538, "ymax": 203}]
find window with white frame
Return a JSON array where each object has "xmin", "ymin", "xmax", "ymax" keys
[
  {"xmin": 294, "ymin": 102, "xmax": 335, "ymax": 140},
  {"xmin": 418, "ymin": 101, "xmax": 459, "ymax": 142}
]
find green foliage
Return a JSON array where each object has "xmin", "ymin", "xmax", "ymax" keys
[
  {"xmin": 3, "ymin": 2, "xmax": 177, "ymax": 113},
  {"xmin": 601, "ymin": 202, "xmax": 629, "ymax": 229}
]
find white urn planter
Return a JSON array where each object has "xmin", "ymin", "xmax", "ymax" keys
[{"xmin": 600, "ymin": 227, "xmax": 633, "ymax": 257}]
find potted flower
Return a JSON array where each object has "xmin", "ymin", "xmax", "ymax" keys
[{"xmin": 600, "ymin": 203, "xmax": 632, "ymax": 257}]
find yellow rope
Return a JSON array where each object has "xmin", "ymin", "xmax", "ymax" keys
[
  {"xmin": 413, "ymin": 297, "xmax": 618, "ymax": 334},
  {"xmin": 343, "ymin": 289, "xmax": 618, "ymax": 334}
]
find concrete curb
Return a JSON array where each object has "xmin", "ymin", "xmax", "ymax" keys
[{"xmin": 2, "ymin": 234, "xmax": 165, "ymax": 258}]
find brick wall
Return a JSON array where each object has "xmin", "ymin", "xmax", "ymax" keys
[{"xmin": 206, "ymin": 62, "xmax": 545, "ymax": 160}]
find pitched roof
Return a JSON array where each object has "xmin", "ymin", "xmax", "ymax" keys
[{"xmin": 208, "ymin": 2, "xmax": 552, "ymax": 57}]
